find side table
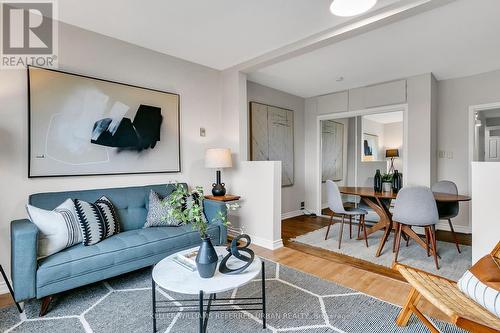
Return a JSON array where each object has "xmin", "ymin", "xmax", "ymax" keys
[{"xmin": 204, "ymin": 195, "xmax": 241, "ymax": 202}]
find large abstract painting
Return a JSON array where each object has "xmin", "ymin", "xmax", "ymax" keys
[
  {"xmin": 28, "ymin": 66, "xmax": 180, "ymax": 177},
  {"xmin": 321, "ymin": 120, "xmax": 344, "ymax": 182},
  {"xmin": 250, "ymin": 102, "xmax": 294, "ymax": 187}
]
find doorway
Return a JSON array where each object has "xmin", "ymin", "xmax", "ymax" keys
[{"xmin": 317, "ymin": 104, "xmax": 408, "ymax": 215}]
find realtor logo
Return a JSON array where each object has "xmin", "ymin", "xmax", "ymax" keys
[{"xmin": 1, "ymin": 0, "xmax": 58, "ymax": 69}]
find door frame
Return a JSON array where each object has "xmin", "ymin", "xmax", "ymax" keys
[{"xmin": 315, "ymin": 103, "xmax": 409, "ymax": 214}]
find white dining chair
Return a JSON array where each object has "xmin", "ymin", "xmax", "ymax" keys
[
  {"xmin": 432, "ymin": 180, "xmax": 461, "ymax": 253},
  {"xmin": 325, "ymin": 180, "xmax": 368, "ymax": 249}
]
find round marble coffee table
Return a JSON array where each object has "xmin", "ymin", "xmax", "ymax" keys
[{"xmin": 151, "ymin": 246, "xmax": 266, "ymax": 333}]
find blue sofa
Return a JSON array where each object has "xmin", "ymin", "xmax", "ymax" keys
[{"xmin": 10, "ymin": 183, "xmax": 227, "ymax": 312}]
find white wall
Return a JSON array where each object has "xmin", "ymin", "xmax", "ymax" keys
[
  {"xmin": 224, "ymin": 161, "xmax": 282, "ymax": 250},
  {"xmin": 406, "ymin": 73, "xmax": 436, "ymax": 187},
  {"xmin": 246, "ymin": 81, "xmax": 305, "ymax": 216},
  {"xmin": 471, "ymin": 162, "xmax": 500, "ymax": 263},
  {"xmin": 383, "ymin": 122, "xmax": 404, "ymax": 172},
  {"xmin": 437, "ymin": 69, "xmax": 500, "ymax": 231},
  {"xmin": 221, "ymin": 70, "xmax": 248, "ymax": 160},
  {"xmin": 0, "ymin": 22, "xmax": 223, "ymax": 288}
]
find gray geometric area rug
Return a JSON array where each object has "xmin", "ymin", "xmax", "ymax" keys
[
  {"xmin": 292, "ymin": 224, "xmax": 471, "ymax": 281},
  {"xmin": 0, "ymin": 259, "xmax": 466, "ymax": 333}
]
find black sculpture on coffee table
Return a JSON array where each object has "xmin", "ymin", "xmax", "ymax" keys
[{"xmin": 219, "ymin": 234, "xmax": 255, "ymax": 275}]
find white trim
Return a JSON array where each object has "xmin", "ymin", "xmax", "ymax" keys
[
  {"xmin": 437, "ymin": 221, "xmax": 472, "ymax": 234},
  {"xmin": 281, "ymin": 210, "xmax": 304, "ymax": 220},
  {"xmin": 316, "ymin": 104, "xmax": 409, "ymax": 215},
  {"xmin": 249, "ymin": 235, "xmax": 284, "ymax": 250}
]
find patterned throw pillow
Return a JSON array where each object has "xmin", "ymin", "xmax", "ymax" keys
[
  {"xmin": 74, "ymin": 196, "xmax": 120, "ymax": 246},
  {"xmin": 144, "ymin": 190, "xmax": 182, "ymax": 227},
  {"xmin": 143, "ymin": 190, "xmax": 207, "ymax": 228},
  {"xmin": 26, "ymin": 198, "xmax": 82, "ymax": 258}
]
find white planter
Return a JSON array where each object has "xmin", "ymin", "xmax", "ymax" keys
[{"xmin": 382, "ymin": 182, "xmax": 392, "ymax": 193}]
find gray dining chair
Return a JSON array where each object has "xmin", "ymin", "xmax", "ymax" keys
[
  {"xmin": 392, "ymin": 186, "xmax": 440, "ymax": 269},
  {"xmin": 431, "ymin": 180, "xmax": 461, "ymax": 253},
  {"xmin": 325, "ymin": 180, "xmax": 368, "ymax": 249}
]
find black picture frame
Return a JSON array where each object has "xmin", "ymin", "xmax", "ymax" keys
[{"xmin": 27, "ymin": 65, "xmax": 181, "ymax": 178}]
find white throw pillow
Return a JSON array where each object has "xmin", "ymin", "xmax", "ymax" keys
[{"xmin": 26, "ymin": 199, "xmax": 82, "ymax": 258}]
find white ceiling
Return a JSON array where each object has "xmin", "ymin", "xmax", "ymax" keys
[
  {"xmin": 57, "ymin": 0, "xmax": 400, "ymax": 70},
  {"xmin": 248, "ymin": 0, "xmax": 500, "ymax": 97},
  {"xmin": 364, "ymin": 111, "xmax": 403, "ymax": 124}
]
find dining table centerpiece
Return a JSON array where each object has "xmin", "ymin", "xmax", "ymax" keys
[{"xmin": 382, "ymin": 173, "xmax": 393, "ymax": 192}]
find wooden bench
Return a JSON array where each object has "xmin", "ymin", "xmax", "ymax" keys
[{"xmin": 394, "ymin": 242, "xmax": 500, "ymax": 333}]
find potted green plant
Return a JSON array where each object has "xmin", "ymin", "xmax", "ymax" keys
[
  {"xmin": 166, "ymin": 183, "xmax": 228, "ymax": 278},
  {"xmin": 381, "ymin": 173, "xmax": 393, "ymax": 192}
]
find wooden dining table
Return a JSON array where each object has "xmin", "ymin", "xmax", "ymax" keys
[{"xmin": 338, "ymin": 187, "xmax": 471, "ymax": 257}]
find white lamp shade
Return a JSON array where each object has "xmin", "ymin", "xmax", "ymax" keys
[
  {"xmin": 205, "ymin": 148, "xmax": 232, "ymax": 168},
  {"xmin": 330, "ymin": 0, "xmax": 377, "ymax": 17}
]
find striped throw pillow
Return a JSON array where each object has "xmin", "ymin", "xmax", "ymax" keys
[
  {"xmin": 26, "ymin": 198, "xmax": 82, "ymax": 258},
  {"xmin": 74, "ymin": 196, "xmax": 120, "ymax": 246},
  {"xmin": 458, "ymin": 254, "xmax": 500, "ymax": 317}
]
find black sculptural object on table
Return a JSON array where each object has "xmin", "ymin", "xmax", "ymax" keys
[
  {"xmin": 219, "ymin": 234, "xmax": 255, "ymax": 275},
  {"xmin": 91, "ymin": 104, "xmax": 163, "ymax": 151}
]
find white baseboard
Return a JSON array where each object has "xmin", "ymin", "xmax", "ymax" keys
[
  {"xmin": 281, "ymin": 210, "xmax": 303, "ymax": 220},
  {"xmin": 413, "ymin": 223, "xmax": 472, "ymax": 236},
  {"xmin": 436, "ymin": 221, "xmax": 471, "ymax": 234},
  {"xmin": 250, "ymin": 235, "xmax": 284, "ymax": 250}
]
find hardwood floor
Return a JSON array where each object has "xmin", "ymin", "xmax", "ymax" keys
[
  {"xmin": 0, "ymin": 293, "xmax": 13, "ymax": 309},
  {"xmin": 273, "ymin": 213, "xmax": 473, "ymax": 323},
  {"xmin": 252, "ymin": 244, "xmax": 450, "ymax": 322}
]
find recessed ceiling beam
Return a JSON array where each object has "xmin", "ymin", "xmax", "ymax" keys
[{"xmin": 231, "ymin": 0, "xmax": 456, "ymax": 73}]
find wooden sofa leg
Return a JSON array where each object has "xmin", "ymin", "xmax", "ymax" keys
[
  {"xmin": 39, "ymin": 296, "xmax": 53, "ymax": 317},
  {"xmin": 396, "ymin": 288, "xmax": 420, "ymax": 326}
]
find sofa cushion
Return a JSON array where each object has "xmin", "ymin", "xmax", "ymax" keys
[{"xmin": 36, "ymin": 224, "xmax": 221, "ymax": 290}]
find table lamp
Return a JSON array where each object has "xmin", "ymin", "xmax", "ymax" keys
[
  {"xmin": 205, "ymin": 148, "xmax": 232, "ymax": 196},
  {"xmin": 385, "ymin": 148, "xmax": 399, "ymax": 174}
]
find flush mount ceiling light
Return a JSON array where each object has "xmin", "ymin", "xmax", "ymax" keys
[{"xmin": 330, "ymin": 0, "xmax": 377, "ymax": 17}]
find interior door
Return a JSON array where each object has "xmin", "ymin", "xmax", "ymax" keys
[
  {"xmin": 485, "ymin": 126, "xmax": 500, "ymax": 161},
  {"xmin": 486, "ymin": 137, "xmax": 500, "ymax": 161}
]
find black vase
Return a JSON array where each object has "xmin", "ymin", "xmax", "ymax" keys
[
  {"xmin": 392, "ymin": 170, "xmax": 402, "ymax": 193},
  {"xmin": 374, "ymin": 169, "xmax": 382, "ymax": 192},
  {"xmin": 195, "ymin": 237, "xmax": 218, "ymax": 278}
]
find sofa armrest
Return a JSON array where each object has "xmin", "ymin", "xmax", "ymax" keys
[
  {"xmin": 203, "ymin": 199, "xmax": 227, "ymax": 245},
  {"xmin": 11, "ymin": 219, "xmax": 38, "ymax": 301}
]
